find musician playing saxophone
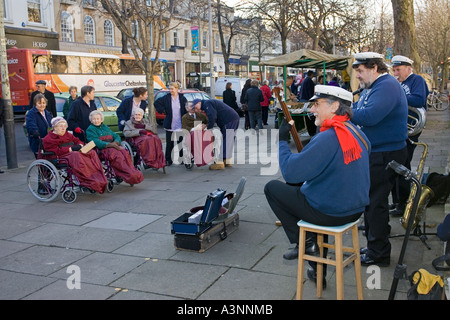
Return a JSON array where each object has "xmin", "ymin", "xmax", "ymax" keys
[
  {"xmin": 264, "ymin": 86, "xmax": 370, "ymax": 288},
  {"xmin": 390, "ymin": 55, "xmax": 430, "ymax": 217}
]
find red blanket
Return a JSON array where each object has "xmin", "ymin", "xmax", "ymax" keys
[
  {"xmin": 62, "ymin": 150, "xmax": 108, "ymax": 194},
  {"xmin": 131, "ymin": 135, "xmax": 165, "ymax": 169},
  {"xmin": 100, "ymin": 148, "xmax": 143, "ymax": 185}
]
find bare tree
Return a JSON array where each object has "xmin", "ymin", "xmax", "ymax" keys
[
  {"xmin": 214, "ymin": 0, "xmax": 244, "ymax": 74},
  {"xmin": 292, "ymin": 0, "xmax": 374, "ymax": 54},
  {"xmin": 415, "ymin": 0, "xmax": 449, "ymax": 90},
  {"xmin": 100, "ymin": 0, "xmax": 177, "ymax": 126},
  {"xmin": 241, "ymin": 0, "xmax": 297, "ymax": 54}
]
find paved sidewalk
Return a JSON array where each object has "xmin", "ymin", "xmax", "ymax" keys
[{"xmin": 0, "ymin": 109, "xmax": 448, "ymax": 300}]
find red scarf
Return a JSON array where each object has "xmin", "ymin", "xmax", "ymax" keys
[{"xmin": 320, "ymin": 115, "xmax": 362, "ymax": 165}]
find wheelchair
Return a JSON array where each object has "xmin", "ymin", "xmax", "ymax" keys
[
  {"xmin": 26, "ymin": 141, "xmax": 119, "ymax": 203},
  {"xmin": 120, "ymin": 138, "xmax": 166, "ymax": 174}
]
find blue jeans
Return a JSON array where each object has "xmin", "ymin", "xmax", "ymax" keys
[{"xmin": 248, "ymin": 111, "xmax": 263, "ymax": 129}]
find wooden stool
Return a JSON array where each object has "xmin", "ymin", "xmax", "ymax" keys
[{"xmin": 296, "ymin": 219, "xmax": 363, "ymax": 300}]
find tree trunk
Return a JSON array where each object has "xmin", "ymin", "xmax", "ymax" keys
[
  {"xmin": 145, "ymin": 54, "xmax": 157, "ymax": 128},
  {"xmin": 391, "ymin": 0, "xmax": 421, "ymax": 70}
]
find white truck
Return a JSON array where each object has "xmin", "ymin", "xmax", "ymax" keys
[{"xmin": 214, "ymin": 77, "xmax": 248, "ymax": 107}]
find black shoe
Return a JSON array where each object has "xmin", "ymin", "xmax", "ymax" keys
[
  {"xmin": 0, "ymin": 169, "xmax": 4, "ymax": 174},
  {"xmin": 360, "ymin": 253, "xmax": 390, "ymax": 267},
  {"xmin": 389, "ymin": 207, "xmax": 404, "ymax": 217},
  {"xmin": 307, "ymin": 267, "xmax": 327, "ymax": 289},
  {"xmin": 165, "ymin": 160, "xmax": 173, "ymax": 167},
  {"xmin": 283, "ymin": 245, "xmax": 299, "ymax": 260}
]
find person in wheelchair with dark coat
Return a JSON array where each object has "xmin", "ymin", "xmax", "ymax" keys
[
  {"xmin": 122, "ymin": 108, "xmax": 165, "ymax": 169},
  {"xmin": 42, "ymin": 117, "xmax": 108, "ymax": 194}
]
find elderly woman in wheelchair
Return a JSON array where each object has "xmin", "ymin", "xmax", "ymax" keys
[
  {"xmin": 86, "ymin": 110, "xmax": 143, "ymax": 186},
  {"xmin": 122, "ymin": 108, "xmax": 165, "ymax": 171},
  {"xmin": 26, "ymin": 117, "xmax": 108, "ymax": 203}
]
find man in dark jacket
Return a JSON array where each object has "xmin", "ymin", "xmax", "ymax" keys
[
  {"xmin": 67, "ymin": 85, "xmax": 97, "ymax": 142},
  {"xmin": 192, "ymin": 98, "xmax": 240, "ymax": 170},
  {"xmin": 299, "ymin": 71, "xmax": 317, "ymax": 136},
  {"xmin": 29, "ymin": 80, "xmax": 57, "ymax": 117},
  {"xmin": 244, "ymin": 80, "xmax": 264, "ymax": 130}
]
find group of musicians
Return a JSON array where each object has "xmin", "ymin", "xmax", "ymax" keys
[{"xmin": 265, "ymin": 52, "xmax": 429, "ymax": 287}]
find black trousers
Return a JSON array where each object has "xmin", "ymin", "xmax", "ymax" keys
[
  {"xmin": 261, "ymin": 106, "xmax": 269, "ymax": 125},
  {"xmin": 264, "ymin": 180, "xmax": 362, "ymax": 244},
  {"xmin": 365, "ymin": 147, "xmax": 408, "ymax": 260},
  {"xmin": 165, "ymin": 130, "xmax": 183, "ymax": 164}
]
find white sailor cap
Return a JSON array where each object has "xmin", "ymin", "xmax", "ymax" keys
[
  {"xmin": 391, "ymin": 55, "xmax": 414, "ymax": 66},
  {"xmin": 352, "ymin": 52, "xmax": 384, "ymax": 66},
  {"xmin": 309, "ymin": 85, "xmax": 353, "ymax": 105}
]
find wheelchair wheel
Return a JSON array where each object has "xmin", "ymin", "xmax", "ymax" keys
[
  {"xmin": 184, "ymin": 158, "xmax": 194, "ymax": 170},
  {"xmin": 107, "ymin": 180, "xmax": 114, "ymax": 192},
  {"xmin": 120, "ymin": 141, "xmax": 134, "ymax": 160},
  {"xmin": 26, "ymin": 159, "xmax": 61, "ymax": 202},
  {"xmin": 62, "ymin": 189, "xmax": 77, "ymax": 203}
]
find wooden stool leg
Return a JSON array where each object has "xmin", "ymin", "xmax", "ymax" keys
[
  {"xmin": 352, "ymin": 224, "xmax": 364, "ymax": 300},
  {"xmin": 335, "ymin": 232, "xmax": 344, "ymax": 300},
  {"xmin": 316, "ymin": 233, "xmax": 324, "ymax": 298},
  {"xmin": 296, "ymin": 228, "xmax": 306, "ymax": 300}
]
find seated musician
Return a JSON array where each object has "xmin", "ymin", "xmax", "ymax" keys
[
  {"xmin": 122, "ymin": 108, "xmax": 165, "ymax": 169},
  {"xmin": 86, "ymin": 110, "xmax": 143, "ymax": 186},
  {"xmin": 264, "ymin": 85, "xmax": 371, "ymax": 288},
  {"xmin": 42, "ymin": 117, "xmax": 108, "ymax": 194}
]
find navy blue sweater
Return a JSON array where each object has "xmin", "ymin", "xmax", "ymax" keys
[
  {"xmin": 352, "ymin": 74, "xmax": 408, "ymax": 152},
  {"xmin": 200, "ymin": 99, "xmax": 240, "ymax": 129},
  {"xmin": 400, "ymin": 73, "xmax": 429, "ymax": 109},
  {"xmin": 279, "ymin": 124, "xmax": 371, "ymax": 217}
]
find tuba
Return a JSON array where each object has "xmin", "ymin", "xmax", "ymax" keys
[
  {"xmin": 400, "ymin": 141, "xmax": 434, "ymax": 230},
  {"xmin": 407, "ymin": 106, "xmax": 426, "ymax": 137}
]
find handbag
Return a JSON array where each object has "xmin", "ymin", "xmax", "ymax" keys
[
  {"xmin": 241, "ymin": 104, "xmax": 247, "ymax": 112},
  {"xmin": 407, "ymin": 268, "xmax": 446, "ymax": 300}
]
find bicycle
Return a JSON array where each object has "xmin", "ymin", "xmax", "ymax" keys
[{"xmin": 427, "ymin": 88, "xmax": 449, "ymax": 111}]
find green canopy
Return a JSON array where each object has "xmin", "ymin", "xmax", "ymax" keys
[{"xmin": 259, "ymin": 48, "xmax": 358, "ymax": 92}]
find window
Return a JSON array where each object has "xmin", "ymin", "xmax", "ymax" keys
[
  {"xmin": 215, "ymin": 34, "xmax": 219, "ymax": 50},
  {"xmin": 84, "ymin": 16, "xmax": 96, "ymax": 44},
  {"xmin": 184, "ymin": 30, "xmax": 189, "ymax": 48},
  {"xmin": 104, "ymin": 20, "xmax": 114, "ymax": 46},
  {"xmin": 27, "ymin": 0, "xmax": 42, "ymax": 23},
  {"xmin": 61, "ymin": 12, "xmax": 74, "ymax": 42},
  {"xmin": 202, "ymin": 31, "xmax": 207, "ymax": 48},
  {"xmin": 173, "ymin": 29, "xmax": 178, "ymax": 46}
]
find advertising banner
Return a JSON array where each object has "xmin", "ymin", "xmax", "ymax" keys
[{"xmin": 191, "ymin": 26, "xmax": 199, "ymax": 53}]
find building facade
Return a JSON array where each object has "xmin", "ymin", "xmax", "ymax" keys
[{"xmin": 3, "ymin": 0, "xmax": 285, "ymax": 92}]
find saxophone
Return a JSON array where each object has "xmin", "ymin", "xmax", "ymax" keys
[{"xmin": 400, "ymin": 141, "xmax": 435, "ymax": 230}]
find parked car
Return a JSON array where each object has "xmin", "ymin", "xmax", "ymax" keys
[
  {"xmin": 116, "ymin": 87, "xmax": 160, "ymax": 101},
  {"xmin": 24, "ymin": 92, "xmax": 123, "ymax": 137},
  {"xmin": 153, "ymin": 89, "xmax": 210, "ymax": 125}
]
